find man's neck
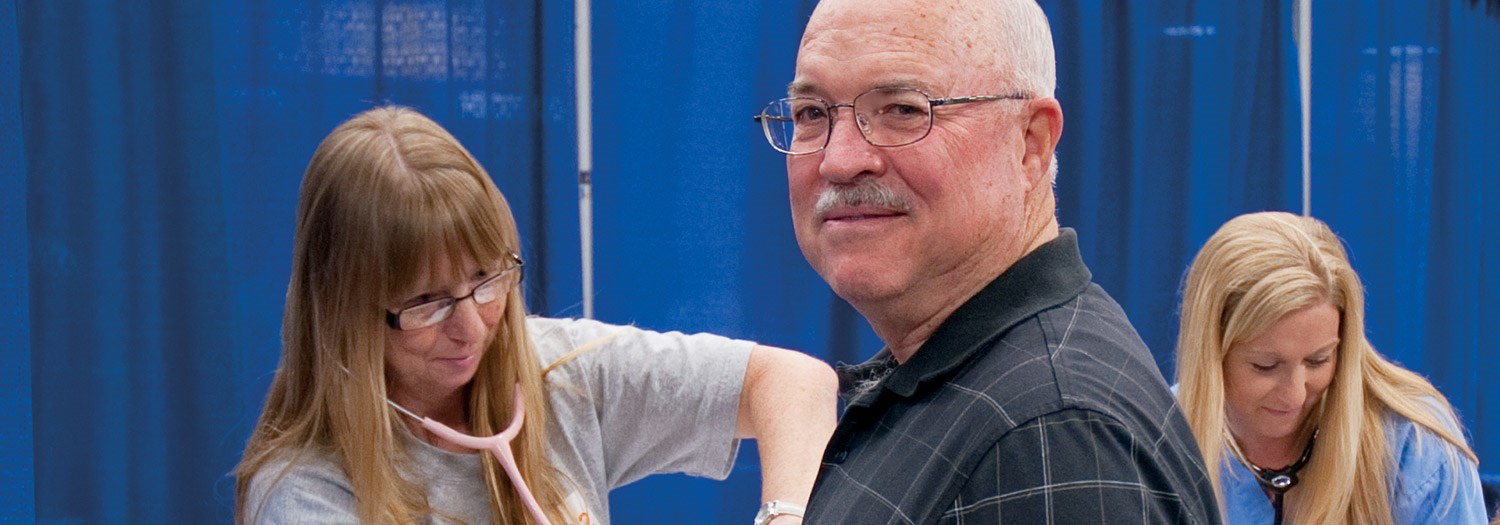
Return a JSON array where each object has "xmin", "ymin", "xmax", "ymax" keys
[
  {"xmin": 878, "ymin": 302, "xmax": 962, "ymax": 364},
  {"xmin": 871, "ymin": 219, "xmax": 1060, "ymax": 364}
]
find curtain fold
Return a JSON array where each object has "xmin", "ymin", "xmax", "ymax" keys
[
  {"xmin": 1, "ymin": 0, "xmax": 35, "ymax": 522},
  {"xmin": 21, "ymin": 1, "xmax": 234, "ymax": 521},
  {"xmin": 1307, "ymin": 0, "xmax": 1500, "ymax": 462},
  {"xmin": 1047, "ymin": 0, "xmax": 1299, "ymax": 378}
]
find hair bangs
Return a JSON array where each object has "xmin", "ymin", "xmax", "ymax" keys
[
  {"xmin": 1222, "ymin": 266, "xmax": 1330, "ymax": 350},
  {"xmin": 379, "ymin": 166, "xmax": 516, "ymax": 301}
]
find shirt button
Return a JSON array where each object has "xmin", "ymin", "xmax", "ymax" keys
[{"xmin": 830, "ymin": 449, "xmax": 848, "ymax": 463}]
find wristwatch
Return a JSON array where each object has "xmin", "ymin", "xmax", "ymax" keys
[{"xmin": 753, "ymin": 500, "xmax": 805, "ymax": 525}]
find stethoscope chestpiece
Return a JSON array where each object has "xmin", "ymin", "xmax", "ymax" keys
[{"xmin": 1251, "ymin": 428, "xmax": 1317, "ymax": 494}]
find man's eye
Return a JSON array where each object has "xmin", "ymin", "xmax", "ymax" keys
[
  {"xmin": 794, "ymin": 106, "xmax": 828, "ymax": 123},
  {"xmin": 885, "ymin": 103, "xmax": 925, "ymax": 116}
]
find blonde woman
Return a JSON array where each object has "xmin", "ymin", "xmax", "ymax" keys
[
  {"xmin": 1175, "ymin": 211, "xmax": 1485, "ymax": 524},
  {"xmin": 234, "ymin": 106, "xmax": 837, "ymax": 524}
]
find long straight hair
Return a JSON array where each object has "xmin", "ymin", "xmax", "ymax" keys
[
  {"xmin": 235, "ymin": 106, "xmax": 571, "ymax": 524},
  {"xmin": 1176, "ymin": 211, "xmax": 1476, "ymax": 524}
]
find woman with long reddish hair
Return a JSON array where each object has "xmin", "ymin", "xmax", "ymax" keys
[{"xmin": 235, "ymin": 106, "xmax": 836, "ymax": 524}]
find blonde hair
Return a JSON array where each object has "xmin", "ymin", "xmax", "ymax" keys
[
  {"xmin": 235, "ymin": 106, "xmax": 571, "ymax": 524},
  {"xmin": 1176, "ymin": 211, "xmax": 1476, "ymax": 524}
]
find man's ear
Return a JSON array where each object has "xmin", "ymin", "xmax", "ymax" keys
[{"xmin": 1020, "ymin": 98, "xmax": 1063, "ymax": 188}]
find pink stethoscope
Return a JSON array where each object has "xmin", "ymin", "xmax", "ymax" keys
[{"xmin": 387, "ymin": 385, "xmax": 553, "ymax": 525}]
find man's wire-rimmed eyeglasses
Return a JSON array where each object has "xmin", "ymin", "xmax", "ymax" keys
[
  {"xmin": 385, "ymin": 252, "xmax": 525, "ymax": 330},
  {"xmin": 754, "ymin": 86, "xmax": 1032, "ymax": 155}
]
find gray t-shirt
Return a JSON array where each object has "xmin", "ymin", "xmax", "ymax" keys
[{"xmin": 243, "ymin": 316, "xmax": 755, "ymax": 524}]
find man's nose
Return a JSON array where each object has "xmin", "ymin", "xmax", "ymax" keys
[{"xmin": 818, "ymin": 107, "xmax": 885, "ymax": 184}]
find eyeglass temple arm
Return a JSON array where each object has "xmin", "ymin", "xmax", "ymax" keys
[
  {"xmin": 930, "ymin": 93, "xmax": 1032, "ymax": 107},
  {"xmin": 752, "ymin": 115, "xmax": 791, "ymax": 123}
]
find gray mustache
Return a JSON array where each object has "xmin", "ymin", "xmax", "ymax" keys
[{"xmin": 814, "ymin": 180, "xmax": 913, "ymax": 218}]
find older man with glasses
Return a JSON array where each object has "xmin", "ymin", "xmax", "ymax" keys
[{"xmin": 754, "ymin": 0, "xmax": 1221, "ymax": 523}]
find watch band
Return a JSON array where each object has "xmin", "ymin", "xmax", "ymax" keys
[{"xmin": 753, "ymin": 500, "xmax": 805, "ymax": 525}]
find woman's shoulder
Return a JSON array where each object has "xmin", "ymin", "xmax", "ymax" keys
[
  {"xmin": 247, "ymin": 448, "xmax": 347, "ymax": 490},
  {"xmin": 1381, "ymin": 400, "xmax": 1485, "ymax": 524},
  {"xmin": 526, "ymin": 316, "xmax": 621, "ymax": 348},
  {"xmin": 526, "ymin": 316, "xmax": 627, "ymax": 364},
  {"xmin": 1381, "ymin": 396, "xmax": 1465, "ymax": 457},
  {"xmin": 242, "ymin": 449, "xmax": 357, "ymax": 522},
  {"xmin": 526, "ymin": 315, "xmax": 755, "ymax": 364}
]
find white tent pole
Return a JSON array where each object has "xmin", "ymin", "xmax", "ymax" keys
[
  {"xmin": 575, "ymin": 0, "xmax": 594, "ymax": 318},
  {"xmin": 1297, "ymin": 0, "xmax": 1313, "ymax": 216}
]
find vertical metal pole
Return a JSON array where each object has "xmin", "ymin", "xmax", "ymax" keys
[
  {"xmin": 575, "ymin": 0, "xmax": 594, "ymax": 318},
  {"xmin": 1297, "ymin": 0, "xmax": 1313, "ymax": 216}
]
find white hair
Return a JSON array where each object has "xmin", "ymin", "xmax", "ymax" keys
[{"xmin": 979, "ymin": 0, "xmax": 1057, "ymax": 98}]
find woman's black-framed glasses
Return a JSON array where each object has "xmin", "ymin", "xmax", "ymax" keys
[
  {"xmin": 385, "ymin": 253, "xmax": 525, "ymax": 330},
  {"xmin": 754, "ymin": 86, "xmax": 1032, "ymax": 155}
]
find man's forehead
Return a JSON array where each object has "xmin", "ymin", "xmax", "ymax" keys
[
  {"xmin": 789, "ymin": 38, "xmax": 975, "ymax": 99},
  {"xmin": 799, "ymin": 2, "xmax": 957, "ymax": 57},
  {"xmin": 793, "ymin": 1, "xmax": 992, "ymax": 95},
  {"xmin": 805, "ymin": 0, "xmax": 966, "ymax": 30},
  {"xmin": 786, "ymin": 77, "xmax": 938, "ymax": 98}
]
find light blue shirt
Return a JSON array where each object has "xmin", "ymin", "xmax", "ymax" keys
[{"xmin": 1219, "ymin": 412, "xmax": 1486, "ymax": 524}]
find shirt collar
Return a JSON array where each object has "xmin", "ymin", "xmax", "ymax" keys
[{"xmin": 847, "ymin": 228, "xmax": 1092, "ymax": 402}]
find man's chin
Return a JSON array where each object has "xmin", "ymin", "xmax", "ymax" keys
[
  {"xmin": 806, "ymin": 247, "xmax": 910, "ymax": 299},
  {"xmin": 827, "ymin": 274, "xmax": 901, "ymax": 309}
]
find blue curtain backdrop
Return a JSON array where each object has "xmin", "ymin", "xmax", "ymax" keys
[
  {"xmin": 1, "ymin": 0, "xmax": 34, "ymax": 523},
  {"xmin": 5, "ymin": 0, "xmax": 1497, "ymax": 523}
]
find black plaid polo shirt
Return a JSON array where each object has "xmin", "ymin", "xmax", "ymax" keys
[{"xmin": 804, "ymin": 229, "xmax": 1221, "ymax": 524}]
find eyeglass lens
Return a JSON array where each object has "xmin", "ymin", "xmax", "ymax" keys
[
  {"xmin": 760, "ymin": 87, "xmax": 934, "ymax": 154},
  {"xmin": 397, "ymin": 267, "xmax": 520, "ymax": 330}
]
